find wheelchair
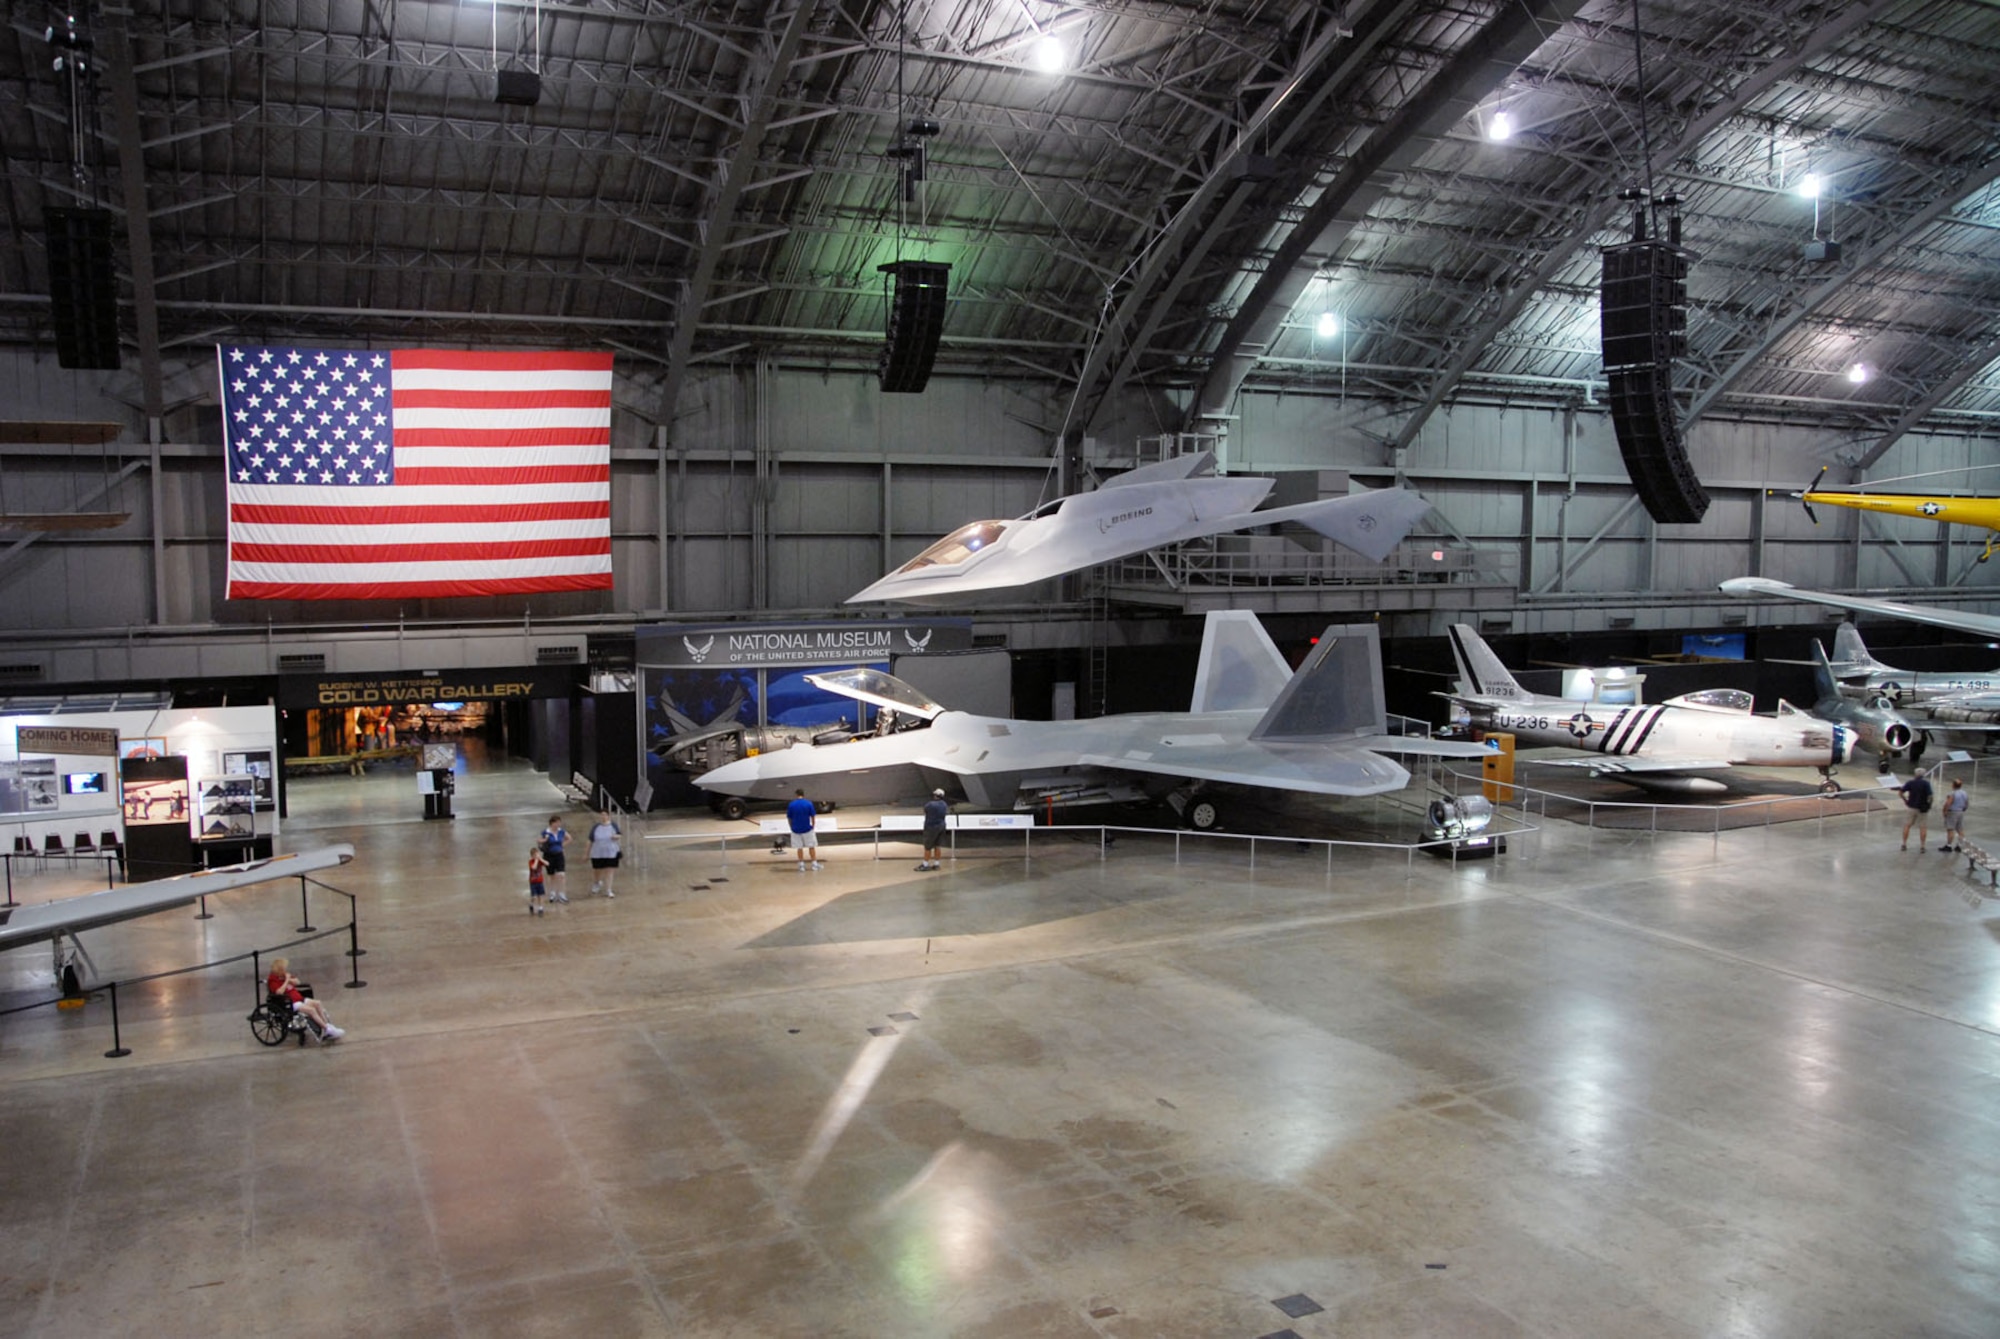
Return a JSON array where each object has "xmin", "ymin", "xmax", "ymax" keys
[{"xmin": 248, "ymin": 988, "xmax": 327, "ymax": 1046}]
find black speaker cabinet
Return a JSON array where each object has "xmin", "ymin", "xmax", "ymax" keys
[
  {"xmin": 1600, "ymin": 239, "xmax": 1687, "ymax": 372},
  {"xmin": 495, "ymin": 68, "xmax": 542, "ymax": 106},
  {"xmin": 43, "ymin": 205, "xmax": 120, "ymax": 370},
  {"xmin": 1609, "ymin": 367, "xmax": 1709, "ymax": 524},
  {"xmin": 877, "ymin": 260, "xmax": 951, "ymax": 393}
]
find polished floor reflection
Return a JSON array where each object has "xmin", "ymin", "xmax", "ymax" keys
[{"xmin": 2, "ymin": 755, "xmax": 1998, "ymax": 1338}]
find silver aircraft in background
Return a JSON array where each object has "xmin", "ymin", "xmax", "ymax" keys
[
  {"xmin": 1805, "ymin": 637, "xmax": 1920, "ymax": 771},
  {"xmin": 696, "ymin": 611, "xmax": 1489, "ymax": 830},
  {"xmin": 1443, "ymin": 624, "xmax": 1854, "ymax": 794},
  {"xmin": 1825, "ymin": 621, "xmax": 2000, "ymax": 731}
]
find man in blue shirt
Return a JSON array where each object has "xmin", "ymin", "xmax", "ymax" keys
[
  {"xmin": 786, "ymin": 789, "xmax": 821, "ymax": 871},
  {"xmin": 1898, "ymin": 771, "xmax": 1933, "ymax": 851},
  {"xmin": 919, "ymin": 788, "xmax": 950, "ymax": 870}
]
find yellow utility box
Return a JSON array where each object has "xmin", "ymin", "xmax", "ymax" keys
[{"xmin": 1480, "ymin": 732, "xmax": 1516, "ymax": 804}]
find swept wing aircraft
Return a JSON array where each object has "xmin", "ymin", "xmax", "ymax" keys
[
  {"xmin": 1793, "ymin": 467, "xmax": 2000, "ymax": 562},
  {"xmin": 0, "ymin": 843, "xmax": 355, "ymax": 991},
  {"xmin": 1826, "ymin": 621, "xmax": 2000, "ymax": 731},
  {"xmin": 695, "ymin": 611, "xmax": 1488, "ymax": 830},
  {"xmin": 846, "ymin": 451, "xmax": 1434, "ymax": 604},
  {"xmin": 1805, "ymin": 638, "xmax": 1918, "ymax": 770},
  {"xmin": 1718, "ymin": 575, "xmax": 2000, "ymax": 641},
  {"xmin": 1443, "ymin": 624, "xmax": 1854, "ymax": 794}
]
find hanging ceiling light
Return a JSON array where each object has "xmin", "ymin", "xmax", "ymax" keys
[
  {"xmin": 1033, "ymin": 35, "xmax": 1066, "ymax": 73},
  {"xmin": 1316, "ymin": 312, "xmax": 1339, "ymax": 338},
  {"xmin": 1487, "ymin": 110, "xmax": 1514, "ymax": 141},
  {"xmin": 1798, "ymin": 172, "xmax": 1822, "ymax": 200},
  {"xmin": 1846, "ymin": 362, "xmax": 1869, "ymax": 385}
]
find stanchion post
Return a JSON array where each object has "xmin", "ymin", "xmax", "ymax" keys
[
  {"xmin": 4, "ymin": 852, "xmax": 12, "ymax": 907},
  {"xmin": 297, "ymin": 876, "xmax": 315, "ymax": 933},
  {"xmin": 345, "ymin": 920, "xmax": 367, "ymax": 989},
  {"xmin": 104, "ymin": 980, "xmax": 131, "ymax": 1058},
  {"xmin": 194, "ymin": 892, "xmax": 212, "ymax": 920},
  {"xmin": 343, "ymin": 892, "xmax": 365, "ymax": 957}
]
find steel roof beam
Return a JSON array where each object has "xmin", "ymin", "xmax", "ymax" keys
[
  {"xmin": 1386, "ymin": 0, "xmax": 1895, "ymax": 458},
  {"xmin": 1850, "ymin": 333, "xmax": 2000, "ymax": 472},
  {"xmin": 1182, "ymin": 0, "xmax": 1587, "ymax": 438}
]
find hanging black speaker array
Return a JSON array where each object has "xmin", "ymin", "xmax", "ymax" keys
[
  {"xmin": 44, "ymin": 205, "xmax": 121, "ymax": 370},
  {"xmin": 877, "ymin": 260, "xmax": 951, "ymax": 393},
  {"xmin": 1600, "ymin": 235, "xmax": 1705, "ymax": 524}
]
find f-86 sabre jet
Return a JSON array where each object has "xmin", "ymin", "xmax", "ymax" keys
[
  {"xmin": 846, "ymin": 450, "xmax": 1434, "ymax": 604},
  {"xmin": 1443, "ymin": 625, "xmax": 1854, "ymax": 794},
  {"xmin": 696, "ymin": 611, "xmax": 1488, "ymax": 830},
  {"xmin": 0, "ymin": 844, "xmax": 354, "ymax": 993}
]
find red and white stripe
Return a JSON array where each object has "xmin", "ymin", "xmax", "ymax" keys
[{"xmin": 224, "ymin": 349, "xmax": 614, "ymax": 600}]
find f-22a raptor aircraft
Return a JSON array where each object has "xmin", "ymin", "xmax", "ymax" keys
[
  {"xmin": 695, "ymin": 611, "xmax": 1489, "ymax": 830},
  {"xmin": 1443, "ymin": 625, "xmax": 1855, "ymax": 794}
]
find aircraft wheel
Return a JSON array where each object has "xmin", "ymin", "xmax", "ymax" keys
[
  {"xmin": 249, "ymin": 1008, "xmax": 288, "ymax": 1047},
  {"xmin": 1185, "ymin": 798, "xmax": 1221, "ymax": 831},
  {"xmin": 1820, "ymin": 779, "xmax": 1842, "ymax": 796},
  {"xmin": 815, "ymin": 799, "xmax": 835, "ymax": 815},
  {"xmin": 59, "ymin": 963, "xmax": 82, "ymax": 997},
  {"xmin": 715, "ymin": 795, "xmax": 748, "ymax": 822},
  {"xmin": 1877, "ymin": 758, "xmax": 1893, "ymax": 774}
]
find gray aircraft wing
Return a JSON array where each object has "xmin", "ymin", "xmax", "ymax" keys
[
  {"xmin": 0, "ymin": 844, "xmax": 355, "ymax": 953},
  {"xmin": 1535, "ymin": 756, "xmax": 1734, "ymax": 774},
  {"xmin": 1720, "ymin": 577, "xmax": 2000, "ymax": 639}
]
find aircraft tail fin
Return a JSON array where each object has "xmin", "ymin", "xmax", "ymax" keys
[
  {"xmin": 1189, "ymin": 610, "xmax": 1294, "ymax": 713},
  {"xmin": 1812, "ymin": 640, "xmax": 1839, "ymax": 701},
  {"xmin": 1830, "ymin": 621, "xmax": 1887, "ymax": 675},
  {"xmin": 1248, "ymin": 624, "xmax": 1386, "ymax": 741},
  {"xmin": 1447, "ymin": 624, "xmax": 1529, "ymax": 701}
]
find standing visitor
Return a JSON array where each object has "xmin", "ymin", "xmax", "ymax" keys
[
  {"xmin": 540, "ymin": 815, "xmax": 570, "ymax": 901},
  {"xmin": 588, "ymin": 809, "xmax": 623, "ymax": 897},
  {"xmin": 787, "ymin": 789, "xmax": 821, "ymax": 871}
]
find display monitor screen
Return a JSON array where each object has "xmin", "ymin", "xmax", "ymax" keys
[{"xmin": 64, "ymin": 772, "xmax": 108, "ymax": 795}]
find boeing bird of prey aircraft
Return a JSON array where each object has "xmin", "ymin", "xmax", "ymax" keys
[
  {"xmin": 696, "ymin": 611, "xmax": 1489, "ymax": 830},
  {"xmin": 1443, "ymin": 624, "xmax": 1854, "ymax": 794},
  {"xmin": 0, "ymin": 843, "xmax": 355, "ymax": 992},
  {"xmin": 846, "ymin": 451, "xmax": 1434, "ymax": 604},
  {"xmin": 1793, "ymin": 467, "xmax": 2000, "ymax": 562}
]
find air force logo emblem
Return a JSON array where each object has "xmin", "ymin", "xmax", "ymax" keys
[
  {"xmin": 683, "ymin": 635, "xmax": 714, "ymax": 664},
  {"xmin": 904, "ymin": 628, "xmax": 932, "ymax": 652}
]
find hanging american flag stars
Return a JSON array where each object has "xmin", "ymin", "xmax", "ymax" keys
[
  {"xmin": 223, "ymin": 347, "xmax": 395, "ymax": 486},
  {"xmin": 217, "ymin": 344, "xmax": 615, "ymax": 601}
]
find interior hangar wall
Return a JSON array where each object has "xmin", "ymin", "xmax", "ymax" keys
[{"xmin": 5, "ymin": 342, "xmax": 2000, "ymax": 640}]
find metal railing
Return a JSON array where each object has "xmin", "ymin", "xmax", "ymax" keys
[{"xmin": 0, "ymin": 874, "xmax": 367, "ymax": 1060}]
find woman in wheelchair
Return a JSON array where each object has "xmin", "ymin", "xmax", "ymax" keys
[{"xmin": 266, "ymin": 957, "xmax": 344, "ymax": 1041}]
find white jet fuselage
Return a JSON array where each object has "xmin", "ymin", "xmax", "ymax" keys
[
  {"xmin": 1467, "ymin": 696, "xmax": 1850, "ymax": 768},
  {"xmin": 696, "ymin": 706, "xmax": 1410, "ymax": 809}
]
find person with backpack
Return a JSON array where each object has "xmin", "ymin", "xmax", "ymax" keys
[
  {"xmin": 539, "ymin": 815, "xmax": 569, "ymax": 901},
  {"xmin": 1898, "ymin": 771, "xmax": 1934, "ymax": 852}
]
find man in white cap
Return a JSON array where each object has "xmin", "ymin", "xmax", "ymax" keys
[{"xmin": 919, "ymin": 788, "xmax": 950, "ymax": 870}]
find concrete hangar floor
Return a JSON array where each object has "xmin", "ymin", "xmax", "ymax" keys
[{"xmin": 1, "ymin": 749, "xmax": 1996, "ymax": 1339}]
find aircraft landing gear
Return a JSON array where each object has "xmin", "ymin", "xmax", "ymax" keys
[
  {"xmin": 1164, "ymin": 787, "xmax": 1221, "ymax": 831},
  {"xmin": 1818, "ymin": 767, "xmax": 1842, "ymax": 796},
  {"xmin": 710, "ymin": 794, "xmax": 749, "ymax": 821}
]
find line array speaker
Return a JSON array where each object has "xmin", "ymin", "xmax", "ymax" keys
[
  {"xmin": 44, "ymin": 206, "xmax": 121, "ymax": 370},
  {"xmin": 1600, "ymin": 239, "xmax": 1687, "ymax": 371},
  {"xmin": 1608, "ymin": 366, "xmax": 1709, "ymax": 524},
  {"xmin": 1601, "ymin": 237, "xmax": 1704, "ymax": 523},
  {"xmin": 877, "ymin": 260, "xmax": 951, "ymax": 393}
]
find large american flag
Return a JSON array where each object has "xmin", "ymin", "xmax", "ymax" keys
[{"xmin": 217, "ymin": 346, "xmax": 615, "ymax": 600}]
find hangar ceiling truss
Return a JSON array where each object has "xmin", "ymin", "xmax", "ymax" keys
[{"xmin": 0, "ymin": 0, "xmax": 1996, "ymax": 439}]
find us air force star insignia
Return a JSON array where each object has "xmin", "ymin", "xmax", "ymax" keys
[
  {"xmin": 1565, "ymin": 711, "xmax": 1598, "ymax": 739},
  {"xmin": 1921, "ymin": 502, "xmax": 1943, "ymax": 516}
]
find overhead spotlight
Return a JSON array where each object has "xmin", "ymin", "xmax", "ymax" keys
[
  {"xmin": 1316, "ymin": 312, "xmax": 1338, "ymax": 338},
  {"xmin": 1798, "ymin": 173, "xmax": 1822, "ymax": 200},
  {"xmin": 1846, "ymin": 362, "xmax": 1869, "ymax": 385},
  {"xmin": 1487, "ymin": 110, "xmax": 1513, "ymax": 141},
  {"xmin": 1033, "ymin": 35, "xmax": 1066, "ymax": 73}
]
